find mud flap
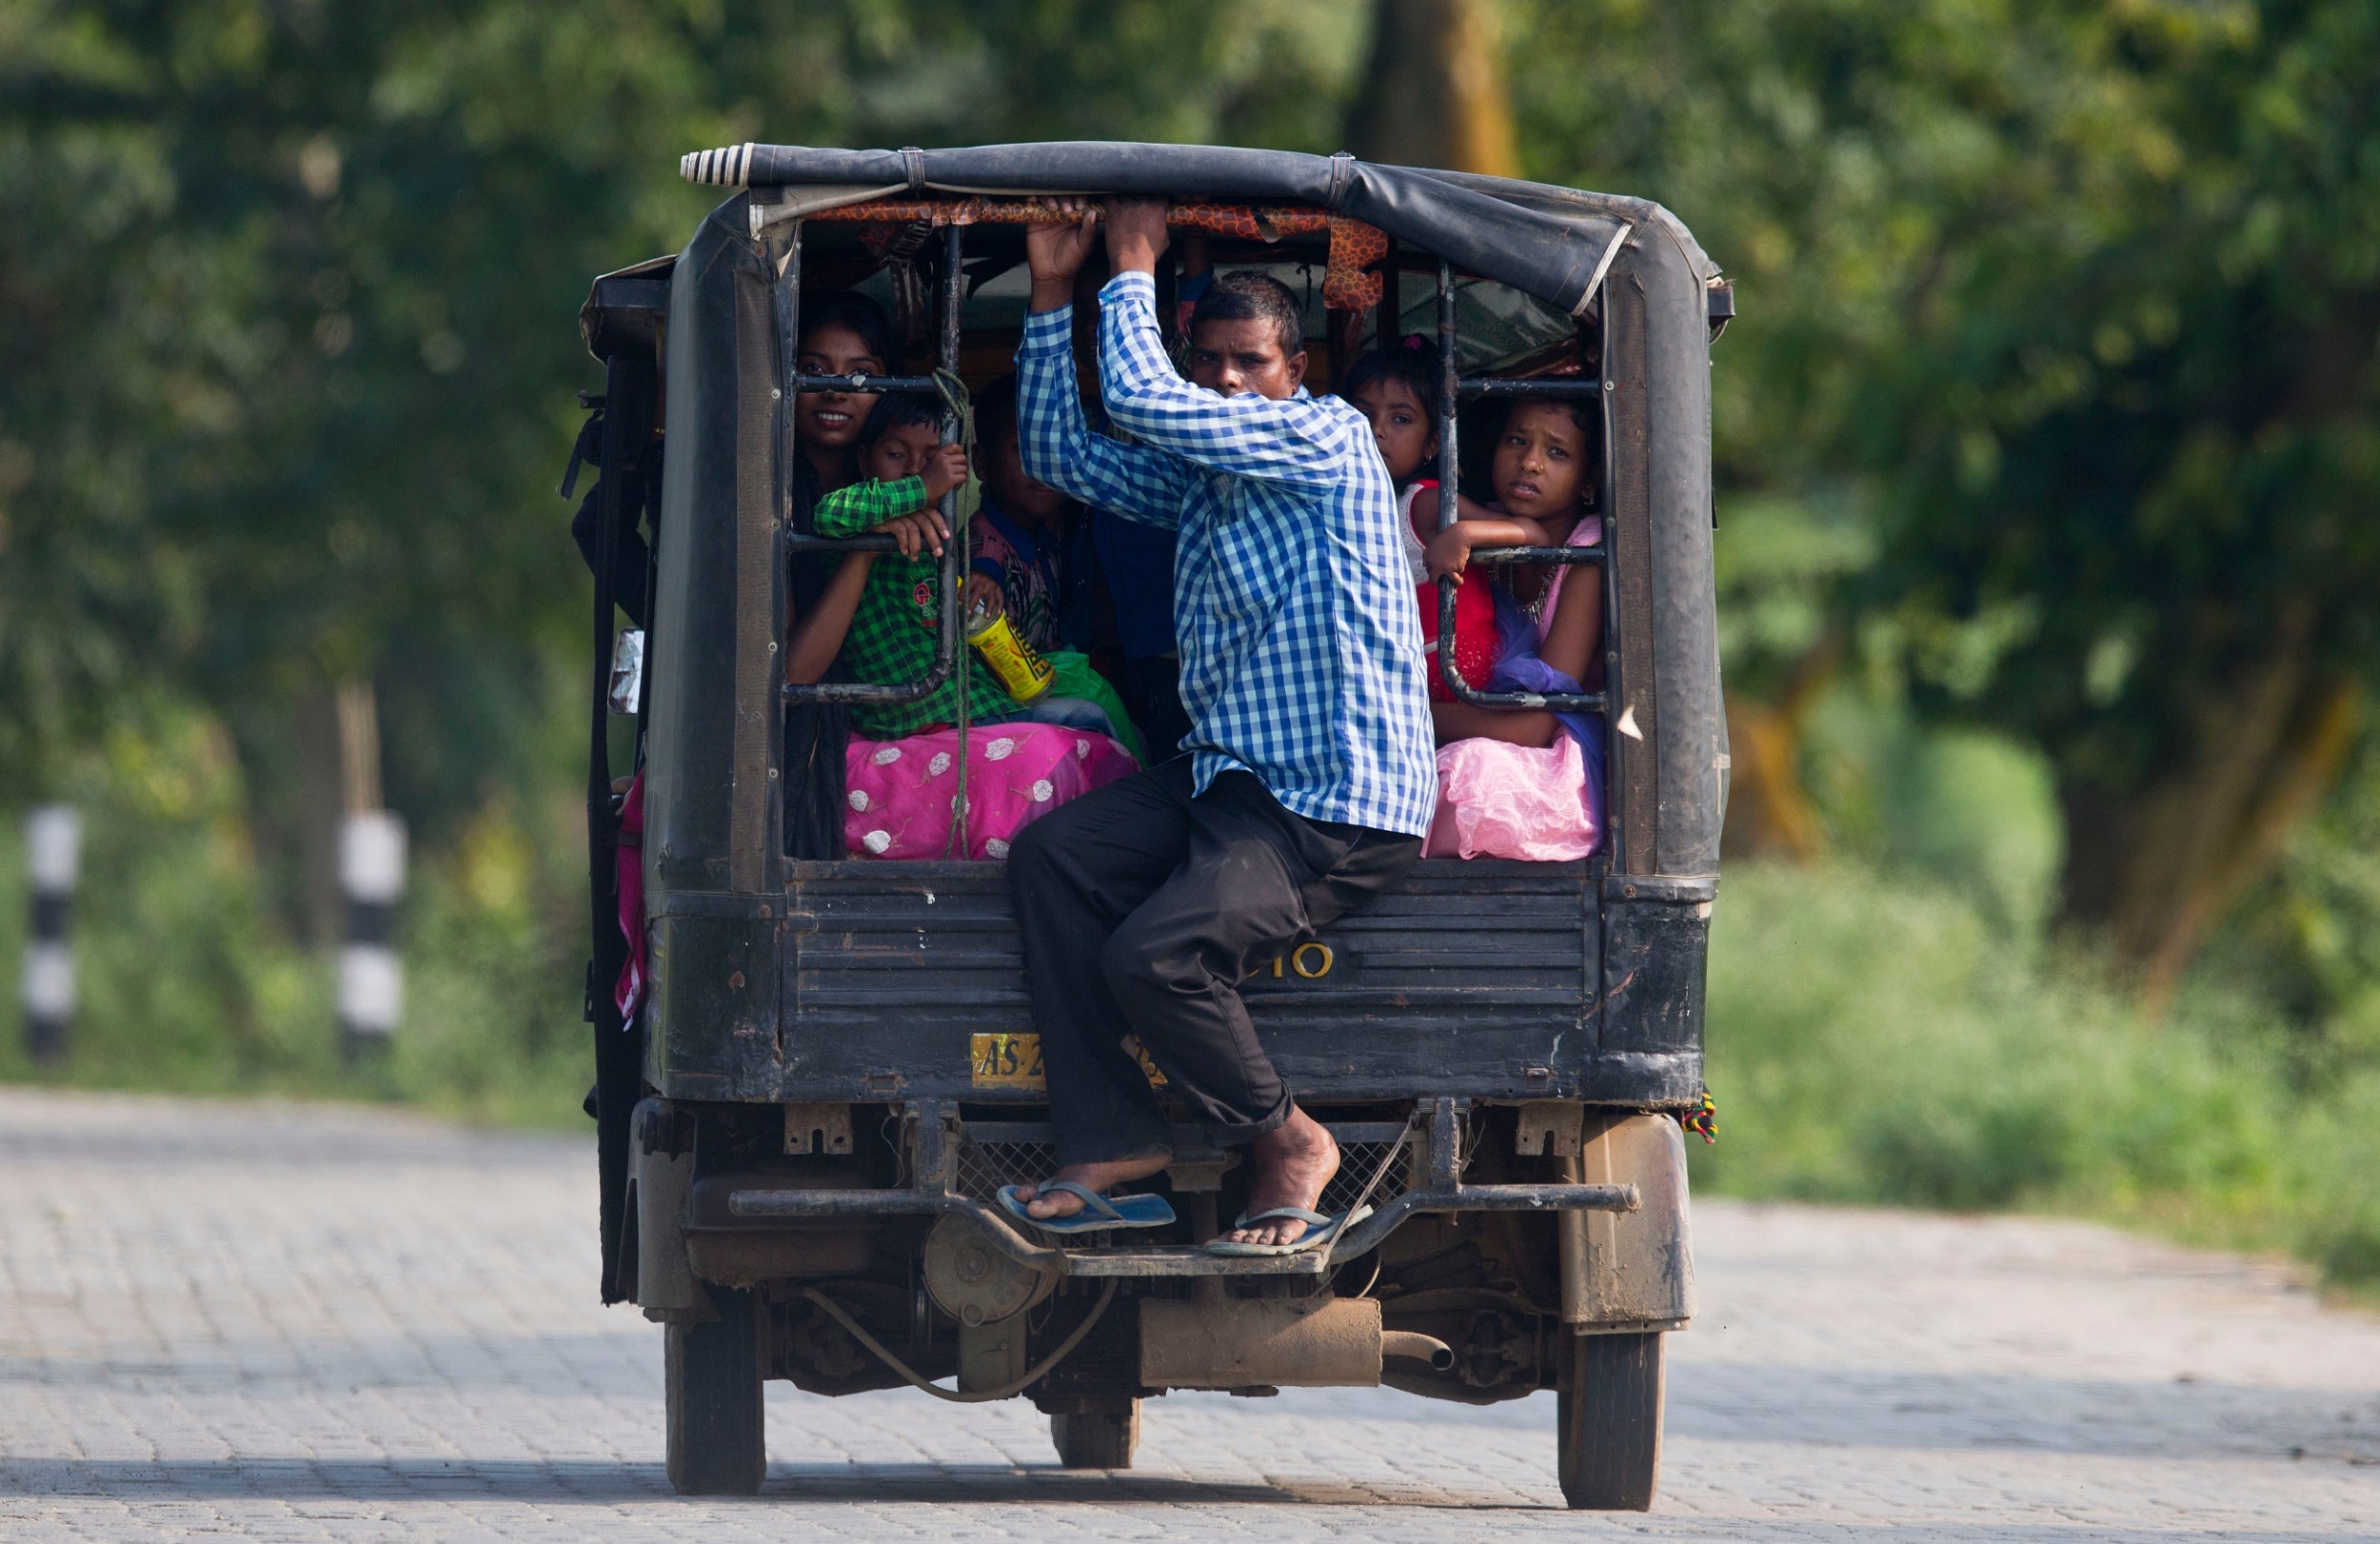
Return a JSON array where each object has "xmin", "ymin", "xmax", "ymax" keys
[{"xmin": 1560, "ymin": 1111, "xmax": 1695, "ymax": 1328}]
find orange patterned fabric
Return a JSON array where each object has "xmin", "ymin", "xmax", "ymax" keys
[
  {"xmin": 1324, "ymin": 216, "xmax": 1388, "ymax": 311},
  {"xmin": 807, "ymin": 198, "xmax": 1389, "ymax": 312}
]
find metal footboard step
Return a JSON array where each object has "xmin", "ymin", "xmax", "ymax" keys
[
  {"xmin": 724, "ymin": 1178, "xmax": 1640, "ymax": 1279},
  {"xmin": 724, "ymin": 1099, "xmax": 1638, "ymax": 1278}
]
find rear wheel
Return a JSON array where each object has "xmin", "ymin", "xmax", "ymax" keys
[
  {"xmin": 1556, "ymin": 1330, "xmax": 1664, "ymax": 1511},
  {"xmin": 1050, "ymin": 1402, "xmax": 1140, "ymax": 1469},
  {"xmin": 665, "ymin": 1286, "xmax": 766, "ymax": 1495}
]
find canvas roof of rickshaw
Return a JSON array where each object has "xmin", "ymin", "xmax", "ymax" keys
[{"xmin": 677, "ymin": 141, "xmax": 1718, "ymax": 319}]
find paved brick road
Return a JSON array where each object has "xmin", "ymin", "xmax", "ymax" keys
[{"xmin": 2, "ymin": 1088, "xmax": 2374, "ymax": 1540}]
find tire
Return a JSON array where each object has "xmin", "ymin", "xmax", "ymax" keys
[
  {"xmin": 1556, "ymin": 1330, "xmax": 1664, "ymax": 1511},
  {"xmin": 665, "ymin": 1286, "xmax": 766, "ymax": 1495},
  {"xmin": 1050, "ymin": 1403, "xmax": 1140, "ymax": 1469}
]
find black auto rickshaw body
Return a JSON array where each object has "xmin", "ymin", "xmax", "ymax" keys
[{"xmin": 573, "ymin": 141, "xmax": 1729, "ymax": 1510}]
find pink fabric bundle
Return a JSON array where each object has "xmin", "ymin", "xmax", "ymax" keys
[
  {"xmin": 844, "ymin": 724, "xmax": 1139, "ymax": 861},
  {"xmin": 1424, "ymin": 729, "xmax": 1598, "ymax": 861}
]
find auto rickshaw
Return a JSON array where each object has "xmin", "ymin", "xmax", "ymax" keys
[{"xmin": 571, "ymin": 141, "xmax": 1729, "ymax": 1511}]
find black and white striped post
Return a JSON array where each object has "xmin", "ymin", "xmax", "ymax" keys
[
  {"xmin": 22, "ymin": 804, "xmax": 80, "ymax": 1063},
  {"xmin": 338, "ymin": 810, "xmax": 406, "ymax": 1060}
]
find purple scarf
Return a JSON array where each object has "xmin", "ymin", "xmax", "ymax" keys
[{"xmin": 1486, "ymin": 588, "xmax": 1608, "ymax": 827}]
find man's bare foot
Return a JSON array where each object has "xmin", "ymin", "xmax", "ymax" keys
[
  {"xmin": 1222, "ymin": 1107, "xmax": 1339, "ymax": 1246},
  {"xmin": 1015, "ymin": 1149, "xmax": 1173, "ymax": 1221}
]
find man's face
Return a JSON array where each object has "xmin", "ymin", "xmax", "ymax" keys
[
  {"xmin": 1186, "ymin": 319, "xmax": 1307, "ymax": 401},
  {"xmin": 985, "ymin": 429, "xmax": 1070, "ymax": 529}
]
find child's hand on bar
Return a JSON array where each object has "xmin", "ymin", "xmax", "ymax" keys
[
  {"xmin": 921, "ymin": 442, "xmax": 971, "ymax": 502},
  {"xmin": 877, "ymin": 509, "xmax": 949, "ymax": 560}
]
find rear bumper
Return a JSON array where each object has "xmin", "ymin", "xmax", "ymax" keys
[{"xmin": 724, "ymin": 1179, "xmax": 1640, "ymax": 1279}]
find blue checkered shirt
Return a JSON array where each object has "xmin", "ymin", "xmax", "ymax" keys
[{"xmin": 1017, "ymin": 271, "xmax": 1437, "ymax": 837}]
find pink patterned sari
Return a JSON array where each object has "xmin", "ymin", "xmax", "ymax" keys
[{"xmin": 843, "ymin": 724, "xmax": 1139, "ymax": 860}]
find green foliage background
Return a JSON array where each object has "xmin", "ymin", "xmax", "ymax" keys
[{"xmin": 3, "ymin": 0, "xmax": 2377, "ymax": 1292}]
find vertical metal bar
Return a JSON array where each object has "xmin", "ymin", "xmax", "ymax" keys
[
  {"xmin": 910, "ymin": 1099, "xmax": 952, "ymax": 1195},
  {"xmin": 1598, "ymin": 297, "xmax": 1624, "ymax": 876},
  {"xmin": 1425, "ymin": 1097, "xmax": 1465, "ymax": 1187},
  {"xmin": 1377, "ymin": 237, "xmax": 1400, "ymax": 346},
  {"xmin": 1435, "ymin": 261, "xmax": 1463, "ymax": 680},
  {"xmin": 940, "ymin": 223, "xmax": 970, "ymax": 857},
  {"xmin": 770, "ymin": 220, "xmax": 803, "ymax": 869},
  {"xmin": 775, "ymin": 222, "xmax": 804, "ymax": 530},
  {"xmin": 1435, "ymin": 261, "xmax": 1459, "ymax": 529}
]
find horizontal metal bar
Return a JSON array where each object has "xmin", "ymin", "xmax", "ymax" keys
[
  {"xmin": 797, "ymin": 198, "xmax": 1340, "ymax": 238},
  {"xmin": 958, "ymin": 1120, "xmax": 1412, "ymax": 1147},
  {"xmin": 781, "ymin": 672, "xmax": 949, "ymax": 706},
  {"xmin": 1447, "ymin": 686, "xmax": 1608, "ymax": 712},
  {"xmin": 1458, "ymin": 377, "xmax": 1606, "ymax": 398},
  {"xmin": 1602, "ymin": 873, "xmax": 1719, "ymax": 904},
  {"xmin": 1330, "ymin": 1182, "xmax": 1637, "ymax": 1262},
  {"xmin": 725, "ymin": 1188, "xmax": 1332, "ymax": 1276},
  {"xmin": 1436, "ymin": 581, "xmax": 1608, "ymax": 713},
  {"xmin": 791, "ymin": 373, "xmax": 940, "ymax": 394},
  {"xmin": 1464, "ymin": 544, "xmax": 1607, "ymax": 566},
  {"xmin": 653, "ymin": 891, "xmax": 812, "ymax": 921},
  {"xmin": 1059, "ymin": 1245, "xmax": 1329, "ymax": 1277},
  {"xmin": 729, "ymin": 1189, "xmax": 957, "ymax": 1217},
  {"xmin": 783, "ymin": 532, "xmax": 906, "ymax": 553},
  {"xmin": 724, "ymin": 1179, "xmax": 1637, "ymax": 1277}
]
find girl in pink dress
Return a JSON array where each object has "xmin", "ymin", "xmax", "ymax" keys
[{"xmin": 1420, "ymin": 399, "xmax": 1606, "ymax": 861}]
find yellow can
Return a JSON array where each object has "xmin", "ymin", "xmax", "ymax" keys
[{"xmin": 967, "ymin": 604, "xmax": 1055, "ymax": 703}]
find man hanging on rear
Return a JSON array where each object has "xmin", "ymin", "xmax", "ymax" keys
[{"xmin": 1003, "ymin": 200, "xmax": 1437, "ymax": 1254}]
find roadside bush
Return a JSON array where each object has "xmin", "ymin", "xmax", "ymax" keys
[
  {"xmin": 0, "ymin": 707, "xmax": 588, "ymax": 1125},
  {"xmin": 1701, "ymin": 860, "xmax": 2379, "ymax": 1293}
]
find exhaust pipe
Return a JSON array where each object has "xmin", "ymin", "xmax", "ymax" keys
[
  {"xmin": 1380, "ymin": 1330, "xmax": 1456, "ymax": 1370},
  {"xmin": 1140, "ymin": 1298, "xmax": 1459, "ymax": 1388}
]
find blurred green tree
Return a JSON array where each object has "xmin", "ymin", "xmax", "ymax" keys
[
  {"xmin": 0, "ymin": 0, "xmax": 1365, "ymax": 919},
  {"xmin": 1512, "ymin": 0, "xmax": 2380, "ymax": 995}
]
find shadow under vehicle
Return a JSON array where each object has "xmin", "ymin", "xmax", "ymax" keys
[{"xmin": 572, "ymin": 141, "xmax": 1730, "ymax": 1511}]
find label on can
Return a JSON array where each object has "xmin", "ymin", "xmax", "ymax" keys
[{"xmin": 966, "ymin": 607, "xmax": 1056, "ymax": 703}]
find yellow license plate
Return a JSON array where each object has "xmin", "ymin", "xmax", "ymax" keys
[
  {"xmin": 968, "ymin": 1033, "xmax": 1165, "ymax": 1089},
  {"xmin": 970, "ymin": 1033, "xmax": 1046, "ymax": 1089}
]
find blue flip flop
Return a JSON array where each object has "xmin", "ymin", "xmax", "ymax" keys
[
  {"xmin": 1202, "ymin": 1203, "xmax": 1373, "ymax": 1257},
  {"xmin": 997, "ymin": 1180, "xmax": 1177, "ymax": 1235}
]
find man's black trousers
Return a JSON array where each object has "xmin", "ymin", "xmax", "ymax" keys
[{"xmin": 1005, "ymin": 759, "xmax": 1422, "ymax": 1168}]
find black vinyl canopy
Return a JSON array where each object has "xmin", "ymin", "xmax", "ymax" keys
[{"xmin": 679, "ymin": 141, "xmax": 1716, "ymax": 318}]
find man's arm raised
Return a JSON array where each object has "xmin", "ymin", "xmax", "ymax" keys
[
  {"xmin": 1013, "ymin": 208, "xmax": 1192, "ymax": 528},
  {"xmin": 1092, "ymin": 199, "xmax": 1356, "ymax": 492}
]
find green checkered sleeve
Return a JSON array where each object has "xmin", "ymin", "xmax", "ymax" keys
[{"xmin": 811, "ymin": 475, "xmax": 928, "ymax": 536}]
